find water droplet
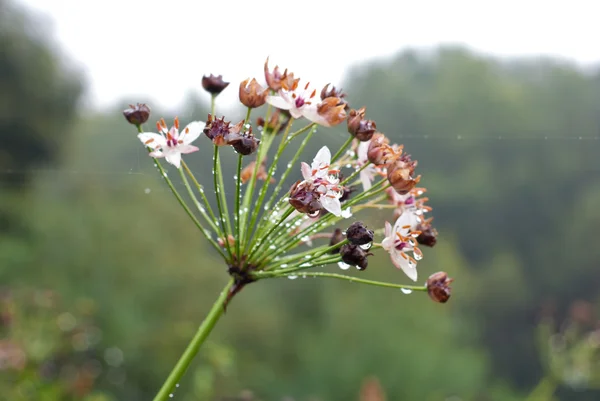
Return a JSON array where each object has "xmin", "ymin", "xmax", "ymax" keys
[
  {"xmin": 413, "ymin": 252, "xmax": 423, "ymax": 261},
  {"xmin": 301, "ymin": 236, "xmax": 311, "ymax": 243},
  {"xmin": 401, "ymin": 288, "xmax": 413, "ymax": 294},
  {"xmin": 269, "ymin": 245, "xmax": 276, "ymax": 250},
  {"xmin": 288, "ymin": 274, "xmax": 298, "ymax": 280},
  {"xmin": 287, "ymin": 163, "xmax": 293, "ymax": 168},
  {"xmin": 304, "ymin": 255, "xmax": 311, "ymax": 259},
  {"xmin": 359, "ymin": 243, "xmax": 372, "ymax": 250},
  {"xmin": 338, "ymin": 261, "xmax": 351, "ymax": 270},
  {"xmin": 144, "ymin": 188, "xmax": 151, "ymax": 194},
  {"xmin": 345, "ymin": 164, "xmax": 352, "ymax": 168},
  {"xmin": 264, "ymin": 205, "xmax": 269, "ymax": 210},
  {"xmin": 169, "ymin": 394, "xmax": 174, "ymax": 398},
  {"xmin": 280, "ymin": 264, "xmax": 288, "ymax": 268},
  {"xmin": 176, "ymin": 384, "xmax": 180, "ymax": 388},
  {"xmin": 300, "ymin": 263, "xmax": 312, "ymax": 267},
  {"xmin": 233, "ymin": 175, "xmax": 238, "ymax": 180}
]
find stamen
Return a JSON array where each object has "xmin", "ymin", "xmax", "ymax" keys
[
  {"xmin": 144, "ymin": 138, "xmax": 155, "ymax": 145},
  {"xmin": 160, "ymin": 118, "xmax": 167, "ymax": 128},
  {"xmin": 304, "ymin": 82, "xmax": 310, "ymax": 90},
  {"xmin": 174, "ymin": 117, "xmax": 179, "ymax": 129},
  {"xmin": 310, "ymin": 89, "xmax": 316, "ymax": 98}
]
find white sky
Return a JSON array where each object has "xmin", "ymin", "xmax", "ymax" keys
[{"xmin": 20, "ymin": 0, "xmax": 600, "ymax": 111}]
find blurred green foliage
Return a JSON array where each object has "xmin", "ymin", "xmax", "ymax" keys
[{"xmin": 2, "ymin": 1, "xmax": 600, "ymax": 400}]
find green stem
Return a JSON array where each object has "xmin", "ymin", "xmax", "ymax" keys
[
  {"xmin": 257, "ymin": 271, "xmax": 427, "ymax": 291},
  {"xmin": 153, "ymin": 278, "xmax": 235, "ymax": 401},
  {"xmin": 331, "ymin": 136, "xmax": 355, "ymax": 163},
  {"xmin": 178, "ymin": 167, "xmax": 222, "ymax": 240},
  {"xmin": 213, "ymin": 145, "xmax": 234, "ymax": 258},
  {"xmin": 246, "ymin": 208, "xmax": 294, "ymax": 262},
  {"xmin": 524, "ymin": 376, "xmax": 557, "ymax": 401},
  {"xmin": 181, "ymin": 161, "xmax": 220, "ymax": 235},
  {"xmin": 236, "ymin": 107, "xmax": 252, "ymax": 259}
]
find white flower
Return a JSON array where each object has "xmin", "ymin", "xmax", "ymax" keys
[
  {"xmin": 300, "ymin": 146, "xmax": 345, "ymax": 217},
  {"xmin": 138, "ymin": 118, "xmax": 203, "ymax": 168},
  {"xmin": 266, "ymin": 80, "xmax": 328, "ymax": 125},
  {"xmin": 381, "ymin": 211, "xmax": 423, "ymax": 281},
  {"xmin": 357, "ymin": 140, "xmax": 378, "ymax": 191}
]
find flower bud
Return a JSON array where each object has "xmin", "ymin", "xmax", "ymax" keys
[
  {"xmin": 321, "ymin": 84, "xmax": 349, "ymax": 110},
  {"xmin": 317, "ymin": 97, "xmax": 347, "ymax": 127},
  {"xmin": 202, "ymin": 74, "xmax": 229, "ymax": 95},
  {"xmin": 426, "ymin": 272, "xmax": 453, "ymax": 303},
  {"xmin": 329, "ymin": 228, "xmax": 345, "ymax": 254},
  {"xmin": 226, "ymin": 124, "xmax": 260, "ymax": 155},
  {"xmin": 340, "ymin": 244, "xmax": 370, "ymax": 270},
  {"xmin": 345, "ymin": 222, "xmax": 374, "ymax": 245},
  {"xmin": 347, "ymin": 107, "xmax": 377, "ymax": 141},
  {"xmin": 239, "ymin": 78, "xmax": 268, "ymax": 108},
  {"xmin": 387, "ymin": 155, "xmax": 420, "ymax": 195},
  {"xmin": 289, "ymin": 182, "xmax": 322, "ymax": 215},
  {"xmin": 367, "ymin": 133, "xmax": 397, "ymax": 165},
  {"xmin": 416, "ymin": 221, "xmax": 438, "ymax": 247},
  {"xmin": 123, "ymin": 103, "xmax": 151, "ymax": 126}
]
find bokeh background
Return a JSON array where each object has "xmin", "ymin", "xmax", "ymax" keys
[{"xmin": 2, "ymin": 0, "xmax": 600, "ymax": 400}]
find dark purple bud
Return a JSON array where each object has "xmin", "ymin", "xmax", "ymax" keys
[
  {"xmin": 123, "ymin": 103, "xmax": 151, "ymax": 126},
  {"xmin": 202, "ymin": 74, "xmax": 230, "ymax": 95},
  {"xmin": 346, "ymin": 221, "xmax": 374, "ymax": 245}
]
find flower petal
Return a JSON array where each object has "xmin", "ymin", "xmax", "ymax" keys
[
  {"xmin": 266, "ymin": 95, "xmax": 292, "ymax": 110},
  {"xmin": 148, "ymin": 150, "xmax": 164, "ymax": 158},
  {"xmin": 180, "ymin": 121, "xmax": 204, "ymax": 145},
  {"xmin": 312, "ymin": 146, "xmax": 331, "ymax": 175},
  {"xmin": 360, "ymin": 169, "xmax": 372, "ymax": 191},
  {"xmin": 301, "ymin": 106, "xmax": 329, "ymax": 126},
  {"xmin": 178, "ymin": 145, "xmax": 199, "ymax": 154},
  {"xmin": 164, "ymin": 152, "xmax": 182, "ymax": 168},
  {"xmin": 357, "ymin": 140, "xmax": 370, "ymax": 161},
  {"xmin": 301, "ymin": 162, "xmax": 312, "ymax": 181},
  {"xmin": 320, "ymin": 194, "xmax": 342, "ymax": 217},
  {"xmin": 138, "ymin": 132, "xmax": 166, "ymax": 149},
  {"xmin": 391, "ymin": 250, "xmax": 418, "ymax": 281}
]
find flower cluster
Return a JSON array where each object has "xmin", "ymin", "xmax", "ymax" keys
[{"xmin": 123, "ymin": 57, "xmax": 453, "ymax": 401}]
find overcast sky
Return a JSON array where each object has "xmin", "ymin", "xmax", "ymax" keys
[{"xmin": 20, "ymin": 0, "xmax": 600, "ymax": 111}]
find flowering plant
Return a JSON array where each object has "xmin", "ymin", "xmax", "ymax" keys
[{"xmin": 123, "ymin": 59, "xmax": 453, "ymax": 401}]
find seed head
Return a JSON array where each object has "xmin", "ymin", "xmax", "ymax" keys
[
  {"xmin": 346, "ymin": 222, "xmax": 374, "ymax": 245},
  {"xmin": 317, "ymin": 97, "xmax": 347, "ymax": 127},
  {"xmin": 226, "ymin": 125, "xmax": 260, "ymax": 156},
  {"xmin": 347, "ymin": 107, "xmax": 377, "ymax": 141},
  {"xmin": 289, "ymin": 181, "xmax": 323, "ymax": 215},
  {"xmin": 123, "ymin": 103, "xmax": 151, "ymax": 126},
  {"xmin": 264, "ymin": 57, "xmax": 295, "ymax": 92},
  {"xmin": 426, "ymin": 272, "xmax": 453, "ymax": 303},
  {"xmin": 340, "ymin": 244, "xmax": 370, "ymax": 270},
  {"xmin": 203, "ymin": 114, "xmax": 233, "ymax": 146},
  {"xmin": 202, "ymin": 74, "xmax": 230, "ymax": 95},
  {"xmin": 387, "ymin": 155, "xmax": 420, "ymax": 195},
  {"xmin": 416, "ymin": 221, "xmax": 438, "ymax": 247},
  {"xmin": 321, "ymin": 84, "xmax": 349, "ymax": 110},
  {"xmin": 367, "ymin": 133, "xmax": 397, "ymax": 165},
  {"xmin": 239, "ymin": 78, "xmax": 268, "ymax": 108}
]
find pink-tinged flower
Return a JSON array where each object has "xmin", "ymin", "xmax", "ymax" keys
[
  {"xmin": 266, "ymin": 80, "xmax": 329, "ymax": 125},
  {"xmin": 138, "ymin": 118, "xmax": 202, "ymax": 168},
  {"xmin": 357, "ymin": 140, "xmax": 378, "ymax": 191},
  {"xmin": 381, "ymin": 211, "xmax": 423, "ymax": 281},
  {"xmin": 292, "ymin": 146, "xmax": 345, "ymax": 217}
]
